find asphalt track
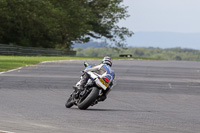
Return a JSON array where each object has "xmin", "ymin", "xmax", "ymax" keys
[{"xmin": 0, "ymin": 60, "xmax": 200, "ymax": 133}]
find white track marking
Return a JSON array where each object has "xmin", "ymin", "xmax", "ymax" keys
[
  {"xmin": 0, "ymin": 67, "xmax": 22, "ymax": 75},
  {"xmin": 0, "ymin": 130, "xmax": 15, "ymax": 133},
  {"xmin": 0, "ymin": 72, "xmax": 5, "ymax": 74},
  {"xmin": 0, "ymin": 60, "xmax": 76, "ymax": 75}
]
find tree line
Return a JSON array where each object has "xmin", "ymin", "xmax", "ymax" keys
[
  {"xmin": 0, "ymin": 0, "xmax": 132, "ymax": 49},
  {"xmin": 74, "ymin": 47, "xmax": 200, "ymax": 61}
]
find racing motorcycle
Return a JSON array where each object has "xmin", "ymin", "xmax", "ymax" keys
[{"xmin": 65, "ymin": 62, "xmax": 113, "ymax": 110}]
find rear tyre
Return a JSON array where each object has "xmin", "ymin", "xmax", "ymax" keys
[{"xmin": 78, "ymin": 87, "xmax": 99, "ymax": 110}]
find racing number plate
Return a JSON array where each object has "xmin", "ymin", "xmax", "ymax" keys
[{"xmin": 99, "ymin": 78, "xmax": 109, "ymax": 88}]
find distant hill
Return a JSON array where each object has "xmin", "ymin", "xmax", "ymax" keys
[
  {"xmin": 73, "ymin": 32, "xmax": 200, "ymax": 50},
  {"xmin": 126, "ymin": 32, "xmax": 200, "ymax": 50},
  {"xmin": 73, "ymin": 41, "xmax": 107, "ymax": 49}
]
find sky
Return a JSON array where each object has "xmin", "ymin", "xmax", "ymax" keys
[
  {"xmin": 117, "ymin": 0, "xmax": 200, "ymax": 49},
  {"xmin": 118, "ymin": 0, "xmax": 200, "ymax": 33}
]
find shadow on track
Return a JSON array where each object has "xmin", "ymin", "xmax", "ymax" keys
[{"xmin": 70, "ymin": 108, "xmax": 158, "ymax": 113}]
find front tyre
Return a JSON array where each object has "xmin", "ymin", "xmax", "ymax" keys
[
  {"xmin": 78, "ymin": 87, "xmax": 99, "ymax": 110},
  {"xmin": 65, "ymin": 93, "xmax": 75, "ymax": 108}
]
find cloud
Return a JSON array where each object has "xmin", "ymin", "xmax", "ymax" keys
[{"xmin": 119, "ymin": 0, "xmax": 200, "ymax": 33}]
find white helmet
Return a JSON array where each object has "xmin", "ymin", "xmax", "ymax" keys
[{"xmin": 101, "ymin": 56, "xmax": 112, "ymax": 67}]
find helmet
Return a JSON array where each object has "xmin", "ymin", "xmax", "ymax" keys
[{"xmin": 101, "ymin": 56, "xmax": 112, "ymax": 67}]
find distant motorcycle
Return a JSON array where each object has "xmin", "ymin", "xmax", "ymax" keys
[{"xmin": 65, "ymin": 62, "xmax": 114, "ymax": 110}]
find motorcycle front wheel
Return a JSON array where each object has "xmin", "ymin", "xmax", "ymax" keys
[{"xmin": 65, "ymin": 92, "xmax": 75, "ymax": 108}]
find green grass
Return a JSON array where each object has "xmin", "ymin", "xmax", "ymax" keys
[
  {"xmin": 0, "ymin": 56, "xmax": 101, "ymax": 72},
  {"xmin": 0, "ymin": 56, "xmax": 158, "ymax": 72}
]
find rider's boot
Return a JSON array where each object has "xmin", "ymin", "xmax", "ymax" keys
[
  {"xmin": 73, "ymin": 72, "xmax": 90, "ymax": 92},
  {"xmin": 79, "ymin": 72, "xmax": 90, "ymax": 91},
  {"xmin": 73, "ymin": 86, "xmax": 79, "ymax": 92}
]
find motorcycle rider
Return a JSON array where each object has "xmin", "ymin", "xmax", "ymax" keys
[{"xmin": 74, "ymin": 56, "xmax": 115, "ymax": 102}]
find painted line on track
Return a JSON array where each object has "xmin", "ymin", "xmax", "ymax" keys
[
  {"xmin": 0, "ymin": 67, "xmax": 22, "ymax": 75},
  {"xmin": 0, "ymin": 60, "xmax": 80, "ymax": 75},
  {"xmin": 0, "ymin": 130, "xmax": 15, "ymax": 133}
]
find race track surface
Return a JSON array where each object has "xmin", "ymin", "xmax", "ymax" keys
[{"xmin": 0, "ymin": 60, "xmax": 200, "ymax": 133}]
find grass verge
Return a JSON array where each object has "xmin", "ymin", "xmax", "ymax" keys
[
  {"xmin": 0, "ymin": 56, "xmax": 158, "ymax": 72},
  {"xmin": 0, "ymin": 56, "xmax": 102, "ymax": 72}
]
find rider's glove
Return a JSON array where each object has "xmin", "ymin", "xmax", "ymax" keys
[{"xmin": 84, "ymin": 62, "xmax": 89, "ymax": 67}]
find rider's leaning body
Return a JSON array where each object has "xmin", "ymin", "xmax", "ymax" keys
[
  {"xmin": 84, "ymin": 63, "xmax": 115, "ymax": 85},
  {"xmin": 75, "ymin": 56, "xmax": 115, "ymax": 102}
]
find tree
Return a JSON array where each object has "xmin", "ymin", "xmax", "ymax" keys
[
  {"xmin": 0, "ymin": 0, "xmax": 133, "ymax": 49},
  {"xmin": 85, "ymin": 0, "xmax": 133, "ymax": 47},
  {"xmin": 0, "ymin": 0, "xmax": 59, "ymax": 47}
]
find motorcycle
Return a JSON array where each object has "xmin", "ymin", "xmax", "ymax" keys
[{"xmin": 65, "ymin": 62, "xmax": 114, "ymax": 110}]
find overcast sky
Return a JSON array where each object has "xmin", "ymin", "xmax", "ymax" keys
[{"xmin": 118, "ymin": 0, "xmax": 200, "ymax": 33}]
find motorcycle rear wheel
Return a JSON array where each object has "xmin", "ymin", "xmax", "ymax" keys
[{"xmin": 78, "ymin": 87, "xmax": 99, "ymax": 110}]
